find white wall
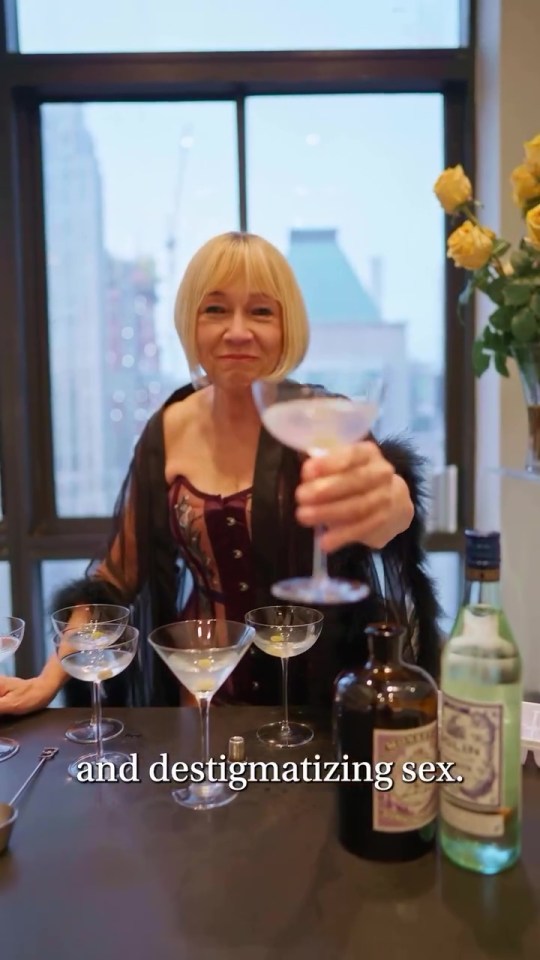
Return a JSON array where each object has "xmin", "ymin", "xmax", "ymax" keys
[{"xmin": 476, "ymin": 0, "xmax": 540, "ymax": 696}]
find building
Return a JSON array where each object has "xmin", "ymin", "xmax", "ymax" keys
[
  {"xmin": 42, "ymin": 104, "xmax": 107, "ymax": 516},
  {"xmin": 287, "ymin": 228, "xmax": 410, "ymax": 439},
  {"xmin": 104, "ymin": 255, "xmax": 166, "ymax": 501}
]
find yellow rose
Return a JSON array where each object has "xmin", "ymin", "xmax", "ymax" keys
[
  {"xmin": 526, "ymin": 203, "xmax": 540, "ymax": 248},
  {"xmin": 447, "ymin": 221, "xmax": 495, "ymax": 270},
  {"xmin": 433, "ymin": 165, "xmax": 473, "ymax": 214},
  {"xmin": 510, "ymin": 163, "xmax": 540, "ymax": 207},
  {"xmin": 524, "ymin": 134, "xmax": 540, "ymax": 175}
]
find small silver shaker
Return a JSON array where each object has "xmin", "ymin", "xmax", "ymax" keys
[{"xmin": 228, "ymin": 735, "xmax": 246, "ymax": 762}]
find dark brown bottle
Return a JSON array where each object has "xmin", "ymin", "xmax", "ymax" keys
[{"xmin": 333, "ymin": 621, "xmax": 438, "ymax": 862}]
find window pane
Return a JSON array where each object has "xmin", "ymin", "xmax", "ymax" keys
[
  {"xmin": 0, "ymin": 562, "xmax": 14, "ymax": 675},
  {"xmin": 247, "ymin": 93, "xmax": 446, "ymax": 471},
  {"xmin": 42, "ymin": 102, "xmax": 239, "ymax": 516},
  {"xmin": 41, "ymin": 559, "xmax": 90, "ymax": 705},
  {"xmin": 18, "ymin": 0, "xmax": 462, "ymax": 53},
  {"xmin": 425, "ymin": 551, "xmax": 460, "ymax": 637},
  {"xmin": 42, "ymin": 558, "xmax": 89, "ymax": 654}
]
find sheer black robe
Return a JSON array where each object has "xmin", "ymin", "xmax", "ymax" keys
[{"xmin": 52, "ymin": 384, "xmax": 442, "ymax": 709}]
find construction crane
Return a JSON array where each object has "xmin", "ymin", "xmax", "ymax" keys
[
  {"xmin": 160, "ymin": 124, "xmax": 194, "ymax": 378},
  {"xmin": 165, "ymin": 123, "xmax": 194, "ymax": 292}
]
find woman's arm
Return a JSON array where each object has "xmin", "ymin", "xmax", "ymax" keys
[
  {"xmin": 295, "ymin": 438, "xmax": 416, "ymax": 554},
  {"xmin": 0, "ymin": 451, "xmax": 143, "ymax": 716}
]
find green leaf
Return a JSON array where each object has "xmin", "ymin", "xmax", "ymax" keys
[
  {"xmin": 491, "ymin": 239, "xmax": 511, "ymax": 258},
  {"xmin": 472, "ymin": 338, "xmax": 490, "ymax": 376},
  {"xmin": 493, "ymin": 352, "xmax": 510, "ymax": 376},
  {"xmin": 531, "ymin": 292, "xmax": 540, "ymax": 318},
  {"xmin": 507, "ymin": 275, "xmax": 540, "ymax": 286},
  {"xmin": 504, "ymin": 283, "xmax": 534, "ymax": 306},
  {"xmin": 483, "ymin": 275, "xmax": 507, "ymax": 304},
  {"xmin": 483, "ymin": 327, "xmax": 505, "ymax": 350},
  {"xmin": 489, "ymin": 305, "xmax": 514, "ymax": 331},
  {"xmin": 510, "ymin": 250, "xmax": 533, "ymax": 274},
  {"xmin": 511, "ymin": 307, "xmax": 538, "ymax": 341}
]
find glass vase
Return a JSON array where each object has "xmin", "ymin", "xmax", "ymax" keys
[{"xmin": 512, "ymin": 344, "xmax": 540, "ymax": 475}]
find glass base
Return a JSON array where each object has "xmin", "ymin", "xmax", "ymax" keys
[
  {"xmin": 68, "ymin": 750, "xmax": 134, "ymax": 780},
  {"xmin": 65, "ymin": 718, "xmax": 124, "ymax": 743},
  {"xmin": 172, "ymin": 781, "xmax": 238, "ymax": 810},
  {"xmin": 257, "ymin": 720, "xmax": 313, "ymax": 748},
  {"xmin": 441, "ymin": 832, "xmax": 520, "ymax": 875},
  {"xmin": 271, "ymin": 575, "xmax": 369, "ymax": 605},
  {"xmin": 0, "ymin": 738, "xmax": 19, "ymax": 762}
]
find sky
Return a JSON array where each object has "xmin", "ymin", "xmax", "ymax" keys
[{"xmin": 26, "ymin": 0, "xmax": 459, "ymax": 370}]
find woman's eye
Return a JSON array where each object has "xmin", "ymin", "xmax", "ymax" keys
[
  {"xmin": 204, "ymin": 304, "xmax": 226, "ymax": 314},
  {"xmin": 252, "ymin": 307, "xmax": 273, "ymax": 317}
]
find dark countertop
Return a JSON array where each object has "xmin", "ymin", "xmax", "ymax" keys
[{"xmin": 0, "ymin": 706, "xmax": 539, "ymax": 960}]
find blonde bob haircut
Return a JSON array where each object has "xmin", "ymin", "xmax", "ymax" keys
[{"xmin": 174, "ymin": 231, "xmax": 310, "ymax": 381}]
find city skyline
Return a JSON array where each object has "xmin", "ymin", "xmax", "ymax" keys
[
  {"xmin": 82, "ymin": 94, "xmax": 446, "ymax": 374},
  {"xmin": 41, "ymin": 102, "xmax": 444, "ymax": 520}
]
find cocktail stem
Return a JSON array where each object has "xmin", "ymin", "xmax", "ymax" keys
[
  {"xmin": 90, "ymin": 680, "xmax": 99, "ymax": 729},
  {"xmin": 94, "ymin": 681, "xmax": 104, "ymax": 763},
  {"xmin": 281, "ymin": 657, "xmax": 291, "ymax": 735},
  {"xmin": 198, "ymin": 695, "xmax": 211, "ymax": 768},
  {"xmin": 313, "ymin": 526, "xmax": 328, "ymax": 580}
]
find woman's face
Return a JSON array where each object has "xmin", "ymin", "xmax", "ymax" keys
[{"xmin": 195, "ymin": 282, "xmax": 283, "ymax": 388}]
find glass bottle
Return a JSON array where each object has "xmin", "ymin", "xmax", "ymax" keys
[
  {"xmin": 333, "ymin": 621, "xmax": 438, "ymax": 861},
  {"xmin": 440, "ymin": 530, "xmax": 522, "ymax": 874}
]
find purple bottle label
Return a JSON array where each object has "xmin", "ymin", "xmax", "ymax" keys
[
  {"xmin": 440, "ymin": 693, "xmax": 503, "ymax": 809},
  {"xmin": 372, "ymin": 721, "xmax": 438, "ymax": 832}
]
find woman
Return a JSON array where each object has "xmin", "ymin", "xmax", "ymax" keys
[{"xmin": 0, "ymin": 231, "xmax": 441, "ymax": 715}]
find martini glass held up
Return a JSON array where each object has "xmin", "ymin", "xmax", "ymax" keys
[{"xmin": 252, "ymin": 379, "xmax": 382, "ymax": 604}]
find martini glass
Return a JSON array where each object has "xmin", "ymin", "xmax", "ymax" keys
[
  {"xmin": 53, "ymin": 625, "xmax": 139, "ymax": 779},
  {"xmin": 0, "ymin": 616, "xmax": 25, "ymax": 762},
  {"xmin": 148, "ymin": 619, "xmax": 254, "ymax": 810},
  {"xmin": 252, "ymin": 379, "xmax": 382, "ymax": 605},
  {"xmin": 51, "ymin": 604, "xmax": 130, "ymax": 743},
  {"xmin": 245, "ymin": 605, "xmax": 323, "ymax": 747}
]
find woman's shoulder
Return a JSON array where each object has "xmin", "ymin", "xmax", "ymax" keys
[
  {"xmin": 162, "ymin": 386, "xmax": 203, "ymax": 447},
  {"xmin": 135, "ymin": 384, "xmax": 196, "ymax": 456}
]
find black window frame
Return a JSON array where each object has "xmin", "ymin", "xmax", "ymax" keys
[{"xmin": 0, "ymin": 0, "xmax": 476, "ymax": 676}]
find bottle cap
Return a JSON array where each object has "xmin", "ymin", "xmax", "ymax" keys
[
  {"xmin": 228, "ymin": 736, "xmax": 245, "ymax": 762},
  {"xmin": 465, "ymin": 530, "xmax": 500, "ymax": 569}
]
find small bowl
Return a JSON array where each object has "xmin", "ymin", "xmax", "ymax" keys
[{"xmin": 0, "ymin": 802, "xmax": 18, "ymax": 855}]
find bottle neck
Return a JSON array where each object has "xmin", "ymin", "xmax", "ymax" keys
[
  {"xmin": 463, "ymin": 566, "xmax": 501, "ymax": 609},
  {"xmin": 367, "ymin": 633, "xmax": 403, "ymax": 665}
]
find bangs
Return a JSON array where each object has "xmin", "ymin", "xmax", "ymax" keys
[
  {"xmin": 196, "ymin": 239, "xmax": 283, "ymax": 306},
  {"xmin": 175, "ymin": 231, "xmax": 310, "ymax": 377}
]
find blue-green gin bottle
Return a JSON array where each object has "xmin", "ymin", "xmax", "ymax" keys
[{"xmin": 440, "ymin": 530, "xmax": 522, "ymax": 874}]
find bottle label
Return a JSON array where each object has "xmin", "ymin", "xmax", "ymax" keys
[
  {"xmin": 372, "ymin": 720, "xmax": 438, "ymax": 833},
  {"xmin": 440, "ymin": 795, "xmax": 504, "ymax": 838},
  {"xmin": 440, "ymin": 693, "xmax": 503, "ymax": 810}
]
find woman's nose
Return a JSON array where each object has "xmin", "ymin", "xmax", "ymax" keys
[{"xmin": 225, "ymin": 310, "xmax": 253, "ymax": 339}]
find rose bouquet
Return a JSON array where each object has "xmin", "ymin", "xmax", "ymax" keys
[
  {"xmin": 433, "ymin": 134, "xmax": 540, "ymax": 472},
  {"xmin": 433, "ymin": 133, "xmax": 540, "ymax": 378}
]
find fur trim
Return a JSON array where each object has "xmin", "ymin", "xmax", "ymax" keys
[{"xmin": 48, "ymin": 576, "xmax": 127, "ymax": 616}]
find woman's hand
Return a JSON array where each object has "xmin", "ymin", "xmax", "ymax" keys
[
  {"xmin": 0, "ymin": 676, "xmax": 55, "ymax": 716},
  {"xmin": 295, "ymin": 440, "xmax": 414, "ymax": 553}
]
